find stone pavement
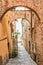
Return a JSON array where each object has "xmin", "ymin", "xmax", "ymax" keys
[{"xmin": 6, "ymin": 43, "xmax": 37, "ymax": 65}]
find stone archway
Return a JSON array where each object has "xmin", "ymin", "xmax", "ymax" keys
[
  {"xmin": 0, "ymin": 5, "xmax": 41, "ymax": 65},
  {"xmin": 2, "ymin": 6, "xmax": 40, "ymax": 53},
  {"xmin": 0, "ymin": 6, "xmax": 40, "ymax": 20}
]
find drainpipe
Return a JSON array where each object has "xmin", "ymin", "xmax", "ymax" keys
[{"xmin": 30, "ymin": 10, "xmax": 32, "ymax": 53}]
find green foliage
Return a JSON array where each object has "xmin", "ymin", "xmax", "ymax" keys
[
  {"xmin": 14, "ymin": 31, "xmax": 20, "ymax": 39},
  {"xmin": 12, "ymin": 49, "xmax": 18, "ymax": 58},
  {"xmin": 14, "ymin": 31, "xmax": 20, "ymax": 35},
  {"xmin": 21, "ymin": 22, "xmax": 24, "ymax": 27},
  {"xmin": 12, "ymin": 46, "xmax": 18, "ymax": 58}
]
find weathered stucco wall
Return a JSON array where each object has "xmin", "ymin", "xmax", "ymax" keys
[
  {"xmin": 0, "ymin": 22, "xmax": 9, "ymax": 65},
  {"xmin": 1, "ymin": 11, "xmax": 13, "ymax": 54}
]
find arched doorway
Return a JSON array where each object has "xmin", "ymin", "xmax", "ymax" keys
[{"xmin": 1, "ymin": 6, "xmax": 40, "ymax": 61}]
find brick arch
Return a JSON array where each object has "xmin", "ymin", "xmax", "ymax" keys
[{"xmin": 0, "ymin": 5, "xmax": 40, "ymax": 20}]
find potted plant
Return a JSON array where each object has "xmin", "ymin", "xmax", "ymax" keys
[
  {"xmin": 12, "ymin": 46, "xmax": 18, "ymax": 58},
  {"xmin": 12, "ymin": 31, "xmax": 20, "ymax": 58}
]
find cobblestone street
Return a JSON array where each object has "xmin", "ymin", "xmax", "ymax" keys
[{"xmin": 6, "ymin": 43, "xmax": 37, "ymax": 65}]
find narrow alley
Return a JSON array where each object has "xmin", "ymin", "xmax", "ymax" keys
[
  {"xmin": 6, "ymin": 43, "xmax": 37, "ymax": 65},
  {"xmin": 0, "ymin": 1, "xmax": 43, "ymax": 65}
]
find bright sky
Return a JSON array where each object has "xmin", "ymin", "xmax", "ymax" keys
[
  {"xmin": 15, "ymin": 7, "xmax": 29, "ymax": 10},
  {"xmin": 16, "ymin": 18, "xmax": 22, "ymax": 41}
]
